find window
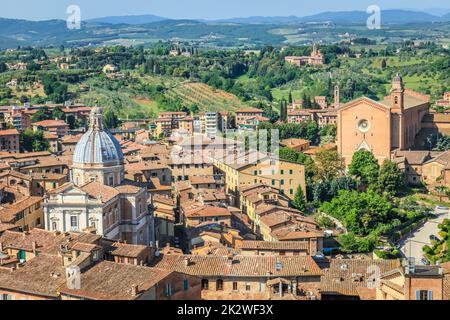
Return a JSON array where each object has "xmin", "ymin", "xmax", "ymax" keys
[
  {"xmin": 280, "ymin": 179, "xmax": 284, "ymax": 185},
  {"xmin": 233, "ymin": 282, "xmax": 238, "ymax": 291},
  {"xmin": 416, "ymin": 290, "xmax": 433, "ymax": 300},
  {"xmin": 290, "ymin": 189, "xmax": 293, "ymax": 195},
  {"xmin": 52, "ymin": 221, "xmax": 57, "ymax": 231},
  {"xmin": 281, "ymin": 170, "xmax": 284, "ymax": 175},
  {"xmin": 165, "ymin": 282, "xmax": 173, "ymax": 297},
  {"xmin": 183, "ymin": 276, "xmax": 189, "ymax": 291},
  {"xmin": 201, "ymin": 279, "xmax": 209, "ymax": 290},
  {"xmin": 289, "ymin": 170, "xmax": 293, "ymax": 174},
  {"xmin": 0, "ymin": 294, "xmax": 15, "ymax": 300},
  {"xmin": 108, "ymin": 176, "xmax": 114, "ymax": 186},
  {"xmin": 272, "ymin": 179, "xmax": 275, "ymax": 186},
  {"xmin": 70, "ymin": 215, "xmax": 78, "ymax": 230},
  {"xmin": 216, "ymin": 279, "xmax": 223, "ymax": 291}
]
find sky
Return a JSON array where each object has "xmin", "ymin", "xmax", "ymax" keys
[{"xmin": 1, "ymin": 0, "xmax": 449, "ymax": 21}]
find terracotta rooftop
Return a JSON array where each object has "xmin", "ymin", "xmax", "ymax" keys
[
  {"xmin": 185, "ymin": 205, "xmax": 232, "ymax": 218},
  {"xmin": 79, "ymin": 181, "xmax": 119, "ymax": 203},
  {"xmin": 153, "ymin": 254, "xmax": 323, "ymax": 278},
  {"xmin": 0, "ymin": 223, "xmax": 18, "ymax": 233},
  {"xmin": 189, "ymin": 175, "xmax": 218, "ymax": 185},
  {"xmin": 280, "ymin": 138, "xmax": 310, "ymax": 148},
  {"xmin": 236, "ymin": 107, "xmax": 264, "ymax": 114},
  {"xmin": 32, "ymin": 119, "xmax": 68, "ymax": 127},
  {"xmin": 114, "ymin": 180, "xmax": 146, "ymax": 195},
  {"xmin": 108, "ymin": 242, "xmax": 149, "ymax": 258},
  {"xmin": 320, "ymin": 259, "xmax": 401, "ymax": 296},
  {"xmin": 59, "ymin": 261, "xmax": 173, "ymax": 300},
  {"xmin": 237, "ymin": 241, "xmax": 309, "ymax": 251},
  {"xmin": 425, "ymin": 150, "xmax": 450, "ymax": 168},
  {"xmin": 0, "ymin": 196, "xmax": 43, "ymax": 223},
  {"xmin": 0, "ymin": 254, "xmax": 66, "ymax": 298},
  {"xmin": 0, "ymin": 129, "xmax": 19, "ymax": 136},
  {"xmin": 0, "ymin": 228, "xmax": 100, "ymax": 254}
]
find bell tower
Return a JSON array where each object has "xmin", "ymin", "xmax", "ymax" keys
[
  {"xmin": 334, "ymin": 83, "xmax": 340, "ymax": 108},
  {"xmin": 390, "ymin": 73, "xmax": 405, "ymax": 150},
  {"xmin": 391, "ymin": 73, "xmax": 404, "ymax": 113}
]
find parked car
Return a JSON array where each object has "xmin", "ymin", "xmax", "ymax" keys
[
  {"xmin": 435, "ymin": 205, "xmax": 448, "ymax": 211},
  {"xmin": 315, "ymin": 252, "xmax": 325, "ymax": 259},
  {"xmin": 324, "ymin": 230, "xmax": 333, "ymax": 237},
  {"xmin": 429, "ymin": 235, "xmax": 440, "ymax": 242}
]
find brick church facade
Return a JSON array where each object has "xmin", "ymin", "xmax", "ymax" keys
[{"xmin": 337, "ymin": 74, "xmax": 430, "ymax": 166}]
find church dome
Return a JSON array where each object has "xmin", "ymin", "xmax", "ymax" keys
[{"xmin": 73, "ymin": 107, "xmax": 124, "ymax": 165}]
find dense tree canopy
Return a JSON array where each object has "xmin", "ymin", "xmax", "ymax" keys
[
  {"xmin": 19, "ymin": 129, "xmax": 49, "ymax": 152},
  {"xmin": 377, "ymin": 160, "xmax": 405, "ymax": 195},
  {"xmin": 348, "ymin": 150, "xmax": 380, "ymax": 185}
]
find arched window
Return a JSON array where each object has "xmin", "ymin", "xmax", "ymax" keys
[{"xmin": 394, "ymin": 96, "xmax": 398, "ymax": 105}]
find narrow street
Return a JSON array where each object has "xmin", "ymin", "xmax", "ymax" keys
[{"xmin": 399, "ymin": 208, "xmax": 449, "ymax": 264}]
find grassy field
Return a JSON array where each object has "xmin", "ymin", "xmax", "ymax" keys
[{"xmin": 165, "ymin": 82, "xmax": 249, "ymax": 112}]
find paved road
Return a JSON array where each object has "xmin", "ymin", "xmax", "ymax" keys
[{"xmin": 399, "ymin": 208, "xmax": 449, "ymax": 265}]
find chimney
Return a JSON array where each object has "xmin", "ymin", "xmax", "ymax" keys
[
  {"xmin": 131, "ymin": 285, "xmax": 139, "ymax": 297},
  {"xmin": 32, "ymin": 241, "xmax": 37, "ymax": 255}
]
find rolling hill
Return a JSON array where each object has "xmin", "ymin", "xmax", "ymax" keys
[
  {"xmin": 165, "ymin": 82, "xmax": 249, "ymax": 113},
  {"xmin": 87, "ymin": 14, "xmax": 167, "ymax": 25}
]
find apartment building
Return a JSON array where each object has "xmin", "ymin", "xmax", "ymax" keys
[
  {"xmin": 153, "ymin": 253, "xmax": 323, "ymax": 300},
  {"xmin": 0, "ymin": 129, "xmax": 20, "ymax": 153},
  {"xmin": 0, "ymin": 196, "xmax": 44, "ymax": 231},
  {"xmin": 32, "ymin": 119, "xmax": 69, "ymax": 138},
  {"xmin": 213, "ymin": 150, "xmax": 306, "ymax": 203}
]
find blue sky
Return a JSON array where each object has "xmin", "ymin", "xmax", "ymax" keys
[{"xmin": 1, "ymin": 0, "xmax": 449, "ymax": 20}]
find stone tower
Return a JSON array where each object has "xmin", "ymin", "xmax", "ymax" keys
[
  {"xmin": 334, "ymin": 83, "xmax": 340, "ymax": 108},
  {"xmin": 390, "ymin": 74, "xmax": 405, "ymax": 150}
]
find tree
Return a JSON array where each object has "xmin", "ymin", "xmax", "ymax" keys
[
  {"xmin": 338, "ymin": 233, "xmax": 361, "ymax": 253},
  {"xmin": 314, "ymin": 148, "xmax": 345, "ymax": 182},
  {"xmin": 103, "ymin": 108, "xmax": 121, "ymax": 129},
  {"xmin": 52, "ymin": 106, "xmax": 65, "ymax": 120},
  {"xmin": 320, "ymin": 190, "xmax": 393, "ymax": 236},
  {"xmin": 434, "ymin": 135, "xmax": 450, "ymax": 151},
  {"xmin": 348, "ymin": 150, "xmax": 380, "ymax": 185},
  {"xmin": 20, "ymin": 129, "xmax": 49, "ymax": 152},
  {"xmin": 31, "ymin": 107, "xmax": 51, "ymax": 122},
  {"xmin": 66, "ymin": 114, "xmax": 76, "ymax": 129},
  {"xmin": 377, "ymin": 160, "xmax": 405, "ymax": 195},
  {"xmin": 293, "ymin": 186, "xmax": 306, "ymax": 211}
]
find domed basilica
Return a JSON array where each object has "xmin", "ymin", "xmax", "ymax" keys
[{"xmin": 44, "ymin": 107, "xmax": 153, "ymax": 245}]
